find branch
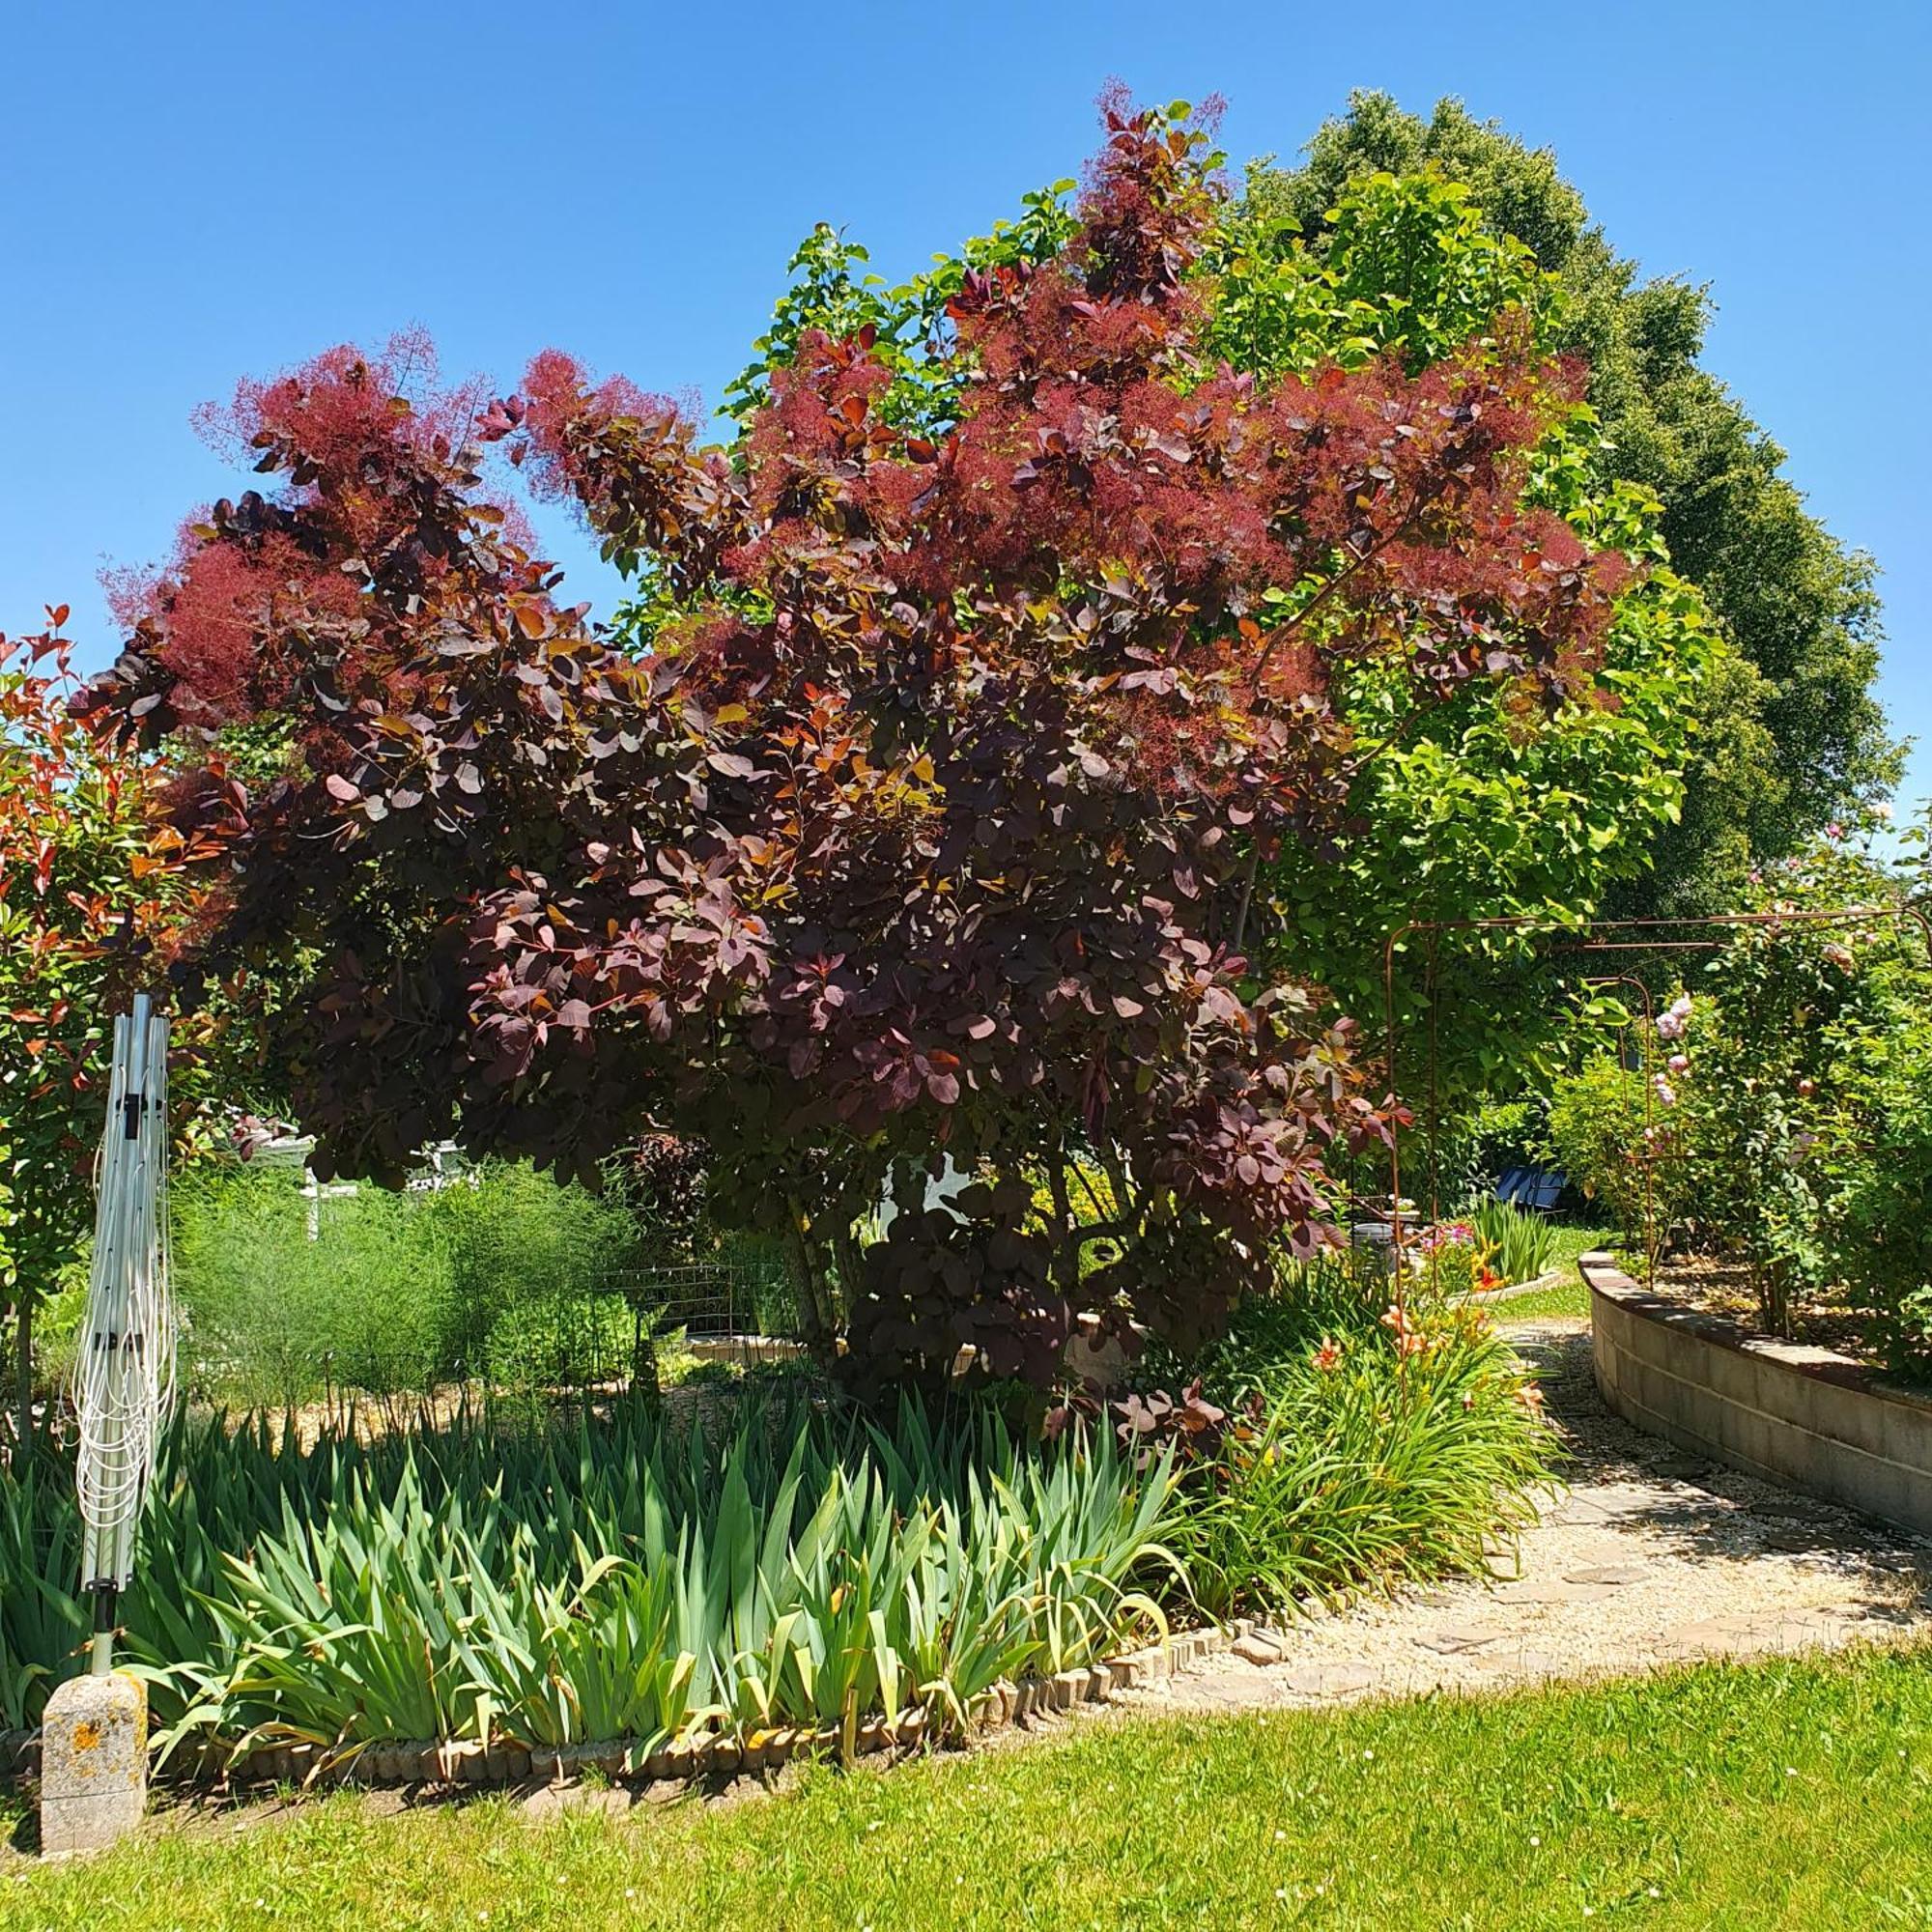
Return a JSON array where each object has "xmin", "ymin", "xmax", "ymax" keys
[{"xmin": 1246, "ymin": 475, "xmax": 1448, "ymax": 701}]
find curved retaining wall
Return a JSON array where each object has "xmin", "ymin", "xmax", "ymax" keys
[{"xmin": 1585, "ymin": 1252, "xmax": 1932, "ymax": 1536}]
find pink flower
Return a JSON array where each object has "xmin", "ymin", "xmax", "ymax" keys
[
  {"xmin": 1825, "ymin": 822, "xmax": 1844, "ymax": 840},
  {"xmin": 1656, "ymin": 993, "xmax": 1692, "ymax": 1041},
  {"xmin": 1652, "ymin": 1075, "xmax": 1677, "ymax": 1107},
  {"xmin": 1667, "ymin": 1053, "xmax": 1690, "ymax": 1074}
]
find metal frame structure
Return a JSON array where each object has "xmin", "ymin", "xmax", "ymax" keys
[
  {"xmin": 72, "ymin": 993, "xmax": 175, "ymax": 1674},
  {"xmin": 1378, "ymin": 903, "xmax": 1932, "ymax": 1297}
]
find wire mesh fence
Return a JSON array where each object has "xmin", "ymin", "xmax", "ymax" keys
[{"xmin": 165, "ymin": 1252, "xmax": 807, "ymax": 1434}]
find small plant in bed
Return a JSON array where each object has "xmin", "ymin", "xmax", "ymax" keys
[
  {"xmin": 1406, "ymin": 1220, "xmax": 1501, "ymax": 1298},
  {"xmin": 1116, "ymin": 1255, "xmax": 1556, "ymax": 1619},
  {"xmin": 1467, "ymin": 1199, "xmax": 1558, "ymax": 1287}
]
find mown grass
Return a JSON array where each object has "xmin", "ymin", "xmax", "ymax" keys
[
  {"xmin": 7, "ymin": 1646, "xmax": 1932, "ymax": 1929},
  {"xmin": 1497, "ymin": 1279, "xmax": 1591, "ymax": 1322},
  {"xmin": 1489, "ymin": 1223, "xmax": 1621, "ymax": 1323}
]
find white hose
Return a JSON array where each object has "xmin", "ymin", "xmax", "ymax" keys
[{"xmin": 72, "ymin": 995, "xmax": 175, "ymax": 1603}]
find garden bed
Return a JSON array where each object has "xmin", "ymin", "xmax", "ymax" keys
[
  {"xmin": 1585, "ymin": 1251, "xmax": 1932, "ymax": 1536},
  {"xmin": 4, "ymin": 1272, "xmax": 1554, "ymax": 1799},
  {"xmin": 1645, "ymin": 1254, "xmax": 1870, "ymax": 1353},
  {"xmin": 0, "ymin": 1622, "xmax": 1264, "ymax": 1796}
]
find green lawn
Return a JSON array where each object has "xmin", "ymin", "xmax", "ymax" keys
[
  {"xmin": 1488, "ymin": 1222, "xmax": 1621, "ymax": 1322},
  {"xmin": 7, "ymin": 1647, "xmax": 1932, "ymax": 1929}
]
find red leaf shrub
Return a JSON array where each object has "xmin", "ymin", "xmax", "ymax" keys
[{"xmin": 78, "ymin": 101, "xmax": 1630, "ymax": 1386}]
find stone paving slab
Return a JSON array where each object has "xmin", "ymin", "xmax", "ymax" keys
[{"xmin": 1123, "ymin": 1317, "xmax": 1932, "ymax": 1719}]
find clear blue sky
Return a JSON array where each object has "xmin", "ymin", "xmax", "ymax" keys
[{"xmin": 5, "ymin": 1, "xmax": 1927, "ymax": 810}]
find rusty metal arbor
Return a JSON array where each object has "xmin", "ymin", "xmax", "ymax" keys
[{"xmin": 1377, "ymin": 903, "xmax": 1932, "ymax": 1294}]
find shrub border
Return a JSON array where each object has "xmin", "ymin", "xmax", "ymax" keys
[{"xmin": 0, "ymin": 1622, "xmax": 1256, "ymax": 1792}]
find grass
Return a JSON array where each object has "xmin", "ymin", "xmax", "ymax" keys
[
  {"xmin": 6, "ymin": 1647, "xmax": 1932, "ymax": 1928},
  {"xmin": 1487, "ymin": 1223, "xmax": 1622, "ymax": 1323}
]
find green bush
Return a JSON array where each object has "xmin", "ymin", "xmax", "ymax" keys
[
  {"xmin": 1151, "ymin": 1263, "xmax": 1555, "ymax": 1619},
  {"xmin": 1545, "ymin": 1054, "xmax": 1662, "ymax": 1242},
  {"xmin": 1542, "ymin": 845, "xmax": 1932, "ymax": 1350},
  {"xmin": 170, "ymin": 1159, "xmax": 649, "ymax": 1406},
  {"xmin": 1821, "ymin": 1023, "xmax": 1932, "ymax": 1373}
]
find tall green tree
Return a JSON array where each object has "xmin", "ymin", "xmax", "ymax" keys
[
  {"xmin": 1246, "ymin": 92, "xmax": 1901, "ymax": 914},
  {"xmin": 709, "ymin": 113, "xmax": 1733, "ymax": 1106}
]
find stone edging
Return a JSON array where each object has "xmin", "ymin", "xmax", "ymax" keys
[
  {"xmin": 1584, "ymin": 1251, "xmax": 1932, "ymax": 1537},
  {"xmin": 1460, "ymin": 1267, "xmax": 1565, "ymax": 1309},
  {"xmin": 0, "ymin": 1622, "xmax": 1254, "ymax": 1793}
]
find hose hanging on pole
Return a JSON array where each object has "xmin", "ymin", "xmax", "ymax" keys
[{"xmin": 72, "ymin": 992, "xmax": 175, "ymax": 1674}]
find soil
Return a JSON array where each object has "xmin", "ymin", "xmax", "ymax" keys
[{"xmin": 1642, "ymin": 1254, "xmax": 1916, "ymax": 1377}]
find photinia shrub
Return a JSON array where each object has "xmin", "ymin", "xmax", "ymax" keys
[
  {"xmin": 79, "ymin": 102, "xmax": 1641, "ymax": 1388},
  {"xmin": 0, "ymin": 616, "xmax": 240, "ymax": 1447}
]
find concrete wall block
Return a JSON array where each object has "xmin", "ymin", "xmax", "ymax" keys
[
  {"xmin": 1590, "ymin": 1258, "xmax": 1932, "ymax": 1537},
  {"xmin": 40, "ymin": 1671, "xmax": 147, "ymax": 1858}
]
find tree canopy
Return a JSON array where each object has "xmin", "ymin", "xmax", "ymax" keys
[
  {"xmin": 79, "ymin": 102, "xmax": 1648, "ymax": 1384},
  {"xmin": 1247, "ymin": 92, "xmax": 1901, "ymax": 914},
  {"xmin": 0, "ymin": 617, "xmax": 244, "ymax": 1445},
  {"xmin": 722, "ymin": 116, "xmax": 1729, "ymax": 1096}
]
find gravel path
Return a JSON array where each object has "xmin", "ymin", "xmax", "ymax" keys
[{"xmin": 1122, "ymin": 1315, "xmax": 1932, "ymax": 1718}]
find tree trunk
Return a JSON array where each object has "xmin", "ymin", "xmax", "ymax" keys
[
  {"xmin": 12, "ymin": 1293, "xmax": 33, "ymax": 1470},
  {"xmin": 829, "ymin": 1220, "xmax": 865, "ymax": 1331},
  {"xmin": 1045, "ymin": 1135, "xmax": 1079, "ymax": 1300},
  {"xmin": 781, "ymin": 1192, "xmax": 838, "ymax": 1362}
]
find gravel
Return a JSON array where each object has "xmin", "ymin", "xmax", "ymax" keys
[{"xmin": 1125, "ymin": 1317, "xmax": 1932, "ymax": 1717}]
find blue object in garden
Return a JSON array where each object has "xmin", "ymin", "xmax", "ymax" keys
[{"xmin": 1495, "ymin": 1167, "xmax": 1566, "ymax": 1213}]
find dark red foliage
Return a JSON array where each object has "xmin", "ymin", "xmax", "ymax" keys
[{"xmin": 77, "ymin": 100, "xmax": 1632, "ymax": 1386}]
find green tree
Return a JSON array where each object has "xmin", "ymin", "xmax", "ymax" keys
[
  {"xmin": 1246, "ymin": 92, "xmax": 1901, "ymax": 912},
  {"xmin": 0, "ymin": 619, "xmax": 210, "ymax": 1455},
  {"xmin": 1190, "ymin": 163, "xmax": 1728, "ymax": 1099},
  {"xmin": 711, "ymin": 117, "xmax": 1735, "ymax": 1107}
]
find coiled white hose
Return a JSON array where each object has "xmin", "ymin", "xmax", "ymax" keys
[{"xmin": 72, "ymin": 995, "xmax": 175, "ymax": 1607}]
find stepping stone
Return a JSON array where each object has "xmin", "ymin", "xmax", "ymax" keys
[
  {"xmin": 1749, "ymin": 1498, "xmax": 1837, "ymax": 1524},
  {"xmin": 1471, "ymin": 1647, "xmax": 1564, "ymax": 1679},
  {"xmin": 1495, "ymin": 1578, "xmax": 1618, "ymax": 1605},
  {"xmin": 1280, "ymin": 1662, "xmax": 1377, "ymax": 1698},
  {"xmin": 521, "ymin": 1784, "xmax": 635, "ymax": 1820},
  {"xmin": 1563, "ymin": 1564, "xmax": 1649, "ymax": 1586},
  {"xmin": 1593, "ymin": 1482, "xmax": 1693, "ymax": 1515},
  {"xmin": 1756, "ymin": 1527, "xmax": 1835, "ymax": 1552},
  {"xmin": 1774, "ymin": 1607, "xmax": 1863, "ymax": 1644},
  {"xmin": 1659, "ymin": 1614, "xmax": 1777, "ymax": 1659},
  {"xmin": 1545, "ymin": 1500, "xmax": 1611, "ymax": 1526},
  {"xmin": 1415, "ymin": 1620, "xmax": 1509, "ymax": 1654},
  {"xmin": 1232, "ymin": 1634, "xmax": 1287, "ymax": 1666}
]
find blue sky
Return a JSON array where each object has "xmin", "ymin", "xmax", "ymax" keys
[{"xmin": 5, "ymin": 1, "xmax": 1927, "ymax": 809}]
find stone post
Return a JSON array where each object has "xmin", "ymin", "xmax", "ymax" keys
[{"xmin": 39, "ymin": 1669, "xmax": 146, "ymax": 1856}]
